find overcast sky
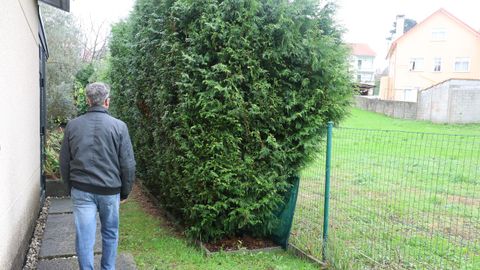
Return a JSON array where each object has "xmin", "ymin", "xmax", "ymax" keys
[
  {"xmin": 69, "ymin": 0, "xmax": 480, "ymax": 70},
  {"xmin": 70, "ymin": 0, "xmax": 133, "ymax": 25}
]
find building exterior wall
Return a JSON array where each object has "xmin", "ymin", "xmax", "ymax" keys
[
  {"xmin": 350, "ymin": 55, "xmax": 375, "ymax": 84},
  {"xmin": 394, "ymin": 14, "xmax": 480, "ymax": 91},
  {"xmin": 394, "ymin": 88, "xmax": 418, "ymax": 102},
  {"xmin": 380, "ymin": 10, "xmax": 480, "ymax": 101},
  {"xmin": 0, "ymin": 0, "xmax": 41, "ymax": 268},
  {"xmin": 379, "ymin": 76, "xmax": 389, "ymax": 99},
  {"xmin": 380, "ymin": 51, "xmax": 397, "ymax": 100}
]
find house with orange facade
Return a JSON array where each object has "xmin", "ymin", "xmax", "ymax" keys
[{"xmin": 380, "ymin": 9, "xmax": 480, "ymax": 102}]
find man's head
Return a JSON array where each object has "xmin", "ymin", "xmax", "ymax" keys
[{"xmin": 86, "ymin": 82, "xmax": 110, "ymax": 108}]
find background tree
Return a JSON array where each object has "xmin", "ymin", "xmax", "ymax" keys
[
  {"xmin": 386, "ymin": 18, "xmax": 417, "ymax": 41},
  {"xmin": 41, "ymin": 4, "xmax": 113, "ymax": 125},
  {"xmin": 79, "ymin": 18, "xmax": 110, "ymax": 64},
  {"xmin": 110, "ymin": 0, "xmax": 352, "ymax": 242},
  {"xmin": 40, "ymin": 4, "xmax": 113, "ymax": 180},
  {"xmin": 40, "ymin": 4, "xmax": 83, "ymax": 126},
  {"xmin": 74, "ymin": 18, "xmax": 112, "ymax": 114},
  {"xmin": 71, "ymin": 59, "xmax": 111, "ymax": 115}
]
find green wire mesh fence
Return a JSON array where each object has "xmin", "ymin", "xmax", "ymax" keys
[{"xmin": 290, "ymin": 126, "xmax": 480, "ymax": 269}]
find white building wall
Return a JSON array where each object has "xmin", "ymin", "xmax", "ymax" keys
[
  {"xmin": 394, "ymin": 88, "xmax": 418, "ymax": 102},
  {"xmin": 0, "ymin": 0, "xmax": 41, "ymax": 268},
  {"xmin": 350, "ymin": 55, "xmax": 376, "ymax": 84}
]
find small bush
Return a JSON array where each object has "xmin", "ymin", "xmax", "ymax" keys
[
  {"xmin": 110, "ymin": 0, "xmax": 352, "ymax": 241},
  {"xmin": 45, "ymin": 128, "xmax": 64, "ymax": 179},
  {"xmin": 47, "ymin": 82, "xmax": 77, "ymax": 127},
  {"xmin": 73, "ymin": 81, "xmax": 88, "ymax": 115}
]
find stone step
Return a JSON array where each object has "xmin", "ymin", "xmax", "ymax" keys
[
  {"xmin": 37, "ymin": 252, "xmax": 136, "ymax": 270},
  {"xmin": 48, "ymin": 198, "xmax": 73, "ymax": 214},
  {"xmin": 39, "ymin": 213, "xmax": 102, "ymax": 259},
  {"xmin": 39, "ymin": 198, "xmax": 136, "ymax": 269}
]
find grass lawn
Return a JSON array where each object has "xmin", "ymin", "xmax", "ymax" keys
[
  {"xmin": 291, "ymin": 108, "xmax": 480, "ymax": 269},
  {"xmin": 119, "ymin": 186, "xmax": 319, "ymax": 270},
  {"xmin": 341, "ymin": 108, "xmax": 480, "ymax": 135}
]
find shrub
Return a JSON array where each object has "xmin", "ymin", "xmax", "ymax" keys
[
  {"xmin": 73, "ymin": 61, "xmax": 112, "ymax": 116},
  {"xmin": 41, "ymin": 4, "xmax": 83, "ymax": 127},
  {"xmin": 47, "ymin": 82, "xmax": 77, "ymax": 127},
  {"xmin": 45, "ymin": 128, "xmax": 64, "ymax": 179},
  {"xmin": 73, "ymin": 81, "xmax": 89, "ymax": 115},
  {"xmin": 109, "ymin": 0, "xmax": 352, "ymax": 241}
]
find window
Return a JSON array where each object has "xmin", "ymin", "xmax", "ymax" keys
[
  {"xmin": 454, "ymin": 57, "xmax": 470, "ymax": 72},
  {"xmin": 433, "ymin": 58, "xmax": 442, "ymax": 72},
  {"xmin": 409, "ymin": 58, "xmax": 424, "ymax": 71},
  {"xmin": 357, "ymin": 59, "xmax": 362, "ymax": 69},
  {"xmin": 431, "ymin": 28, "xmax": 447, "ymax": 41},
  {"xmin": 357, "ymin": 74, "xmax": 361, "ymax": 82}
]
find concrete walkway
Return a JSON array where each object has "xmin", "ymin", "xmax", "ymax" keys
[{"xmin": 37, "ymin": 198, "xmax": 136, "ymax": 270}]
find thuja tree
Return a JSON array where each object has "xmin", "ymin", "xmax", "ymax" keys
[{"xmin": 110, "ymin": 0, "xmax": 352, "ymax": 241}]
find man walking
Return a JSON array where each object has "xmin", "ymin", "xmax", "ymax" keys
[{"xmin": 60, "ymin": 82, "xmax": 136, "ymax": 270}]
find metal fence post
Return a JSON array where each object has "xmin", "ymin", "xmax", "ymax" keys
[{"xmin": 322, "ymin": 121, "xmax": 333, "ymax": 263}]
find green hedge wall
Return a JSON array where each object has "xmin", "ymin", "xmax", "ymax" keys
[{"xmin": 109, "ymin": 0, "xmax": 352, "ymax": 241}]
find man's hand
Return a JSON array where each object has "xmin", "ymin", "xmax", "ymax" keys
[{"xmin": 120, "ymin": 199, "xmax": 128, "ymax": 204}]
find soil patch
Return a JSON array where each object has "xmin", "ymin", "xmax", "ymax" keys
[
  {"xmin": 131, "ymin": 182, "xmax": 281, "ymax": 252},
  {"xmin": 130, "ymin": 184, "xmax": 163, "ymax": 218},
  {"xmin": 129, "ymin": 183, "xmax": 183, "ymax": 236},
  {"xmin": 447, "ymin": 194, "xmax": 480, "ymax": 207},
  {"xmin": 203, "ymin": 235, "xmax": 278, "ymax": 252}
]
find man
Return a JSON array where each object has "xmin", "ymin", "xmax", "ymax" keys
[{"xmin": 60, "ymin": 82, "xmax": 136, "ymax": 270}]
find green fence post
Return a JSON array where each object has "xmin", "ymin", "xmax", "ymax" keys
[{"xmin": 322, "ymin": 121, "xmax": 333, "ymax": 263}]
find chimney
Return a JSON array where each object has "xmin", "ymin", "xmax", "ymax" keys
[{"xmin": 395, "ymin": 15, "xmax": 405, "ymax": 39}]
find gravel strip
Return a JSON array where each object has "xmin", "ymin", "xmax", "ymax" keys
[{"xmin": 22, "ymin": 197, "xmax": 51, "ymax": 270}]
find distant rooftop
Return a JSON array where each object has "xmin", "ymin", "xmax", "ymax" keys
[{"xmin": 349, "ymin": 43, "xmax": 376, "ymax": 57}]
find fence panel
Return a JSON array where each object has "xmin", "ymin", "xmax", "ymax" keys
[{"xmin": 290, "ymin": 127, "xmax": 480, "ymax": 269}]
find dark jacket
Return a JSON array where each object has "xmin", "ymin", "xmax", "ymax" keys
[{"xmin": 60, "ymin": 106, "xmax": 136, "ymax": 199}]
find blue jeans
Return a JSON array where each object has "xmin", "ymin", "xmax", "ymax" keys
[{"xmin": 71, "ymin": 187, "xmax": 120, "ymax": 270}]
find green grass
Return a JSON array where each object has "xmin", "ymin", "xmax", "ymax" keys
[
  {"xmin": 291, "ymin": 108, "xmax": 480, "ymax": 269},
  {"xmin": 341, "ymin": 108, "xmax": 480, "ymax": 135},
  {"xmin": 119, "ymin": 196, "xmax": 319, "ymax": 270}
]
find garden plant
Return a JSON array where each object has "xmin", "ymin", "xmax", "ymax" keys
[{"xmin": 109, "ymin": 0, "xmax": 352, "ymax": 242}]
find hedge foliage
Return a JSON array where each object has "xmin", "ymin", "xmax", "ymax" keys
[
  {"xmin": 109, "ymin": 0, "xmax": 352, "ymax": 241},
  {"xmin": 44, "ymin": 128, "xmax": 64, "ymax": 179}
]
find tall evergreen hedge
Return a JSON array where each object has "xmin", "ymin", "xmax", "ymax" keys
[{"xmin": 109, "ymin": 0, "xmax": 352, "ymax": 241}]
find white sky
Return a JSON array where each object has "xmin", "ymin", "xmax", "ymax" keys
[
  {"xmin": 70, "ymin": 0, "xmax": 134, "ymax": 25},
  {"xmin": 337, "ymin": 0, "xmax": 480, "ymax": 70},
  {"xmin": 69, "ymin": 0, "xmax": 480, "ymax": 71},
  {"xmin": 69, "ymin": 0, "xmax": 134, "ymax": 54}
]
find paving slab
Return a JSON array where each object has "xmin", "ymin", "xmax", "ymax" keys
[
  {"xmin": 48, "ymin": 198, "xmax": 73, "ymax": 214},
  {"xmin": 37, "ymin": 252, "xmax": 136, "ymax": 270},
  {"xmin": 39, "ymin": 213, "xmax": 102, "ymax": 259}
]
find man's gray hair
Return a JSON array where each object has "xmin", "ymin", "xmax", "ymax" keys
[{"xmin": 86, "ymin": 82, "xmax": 110, "ymax": 107}]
